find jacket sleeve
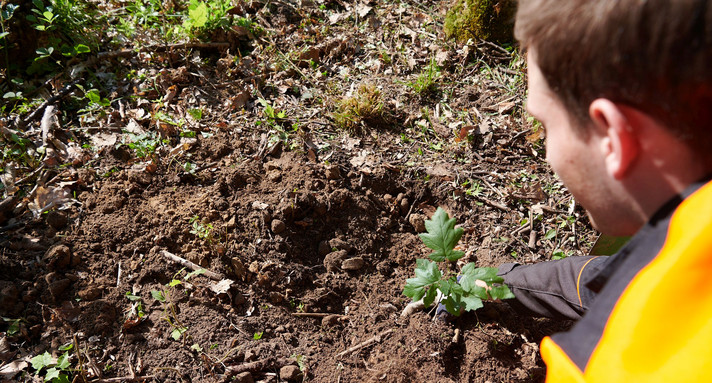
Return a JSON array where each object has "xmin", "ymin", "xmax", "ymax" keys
[{"xmin": 497, "ymin": 256, "xmax": 607, "ymax": 320}]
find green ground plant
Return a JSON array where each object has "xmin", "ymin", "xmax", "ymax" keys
[
  {"xmin": 333, "ymin": 84, "xmax": 386, "ymax": 130},
  {"xmin": 403, "ymin": 208, "xmax": 514, "ymax": 315},
  {"xmin": 30, "ymin": 343, "xmax": 74, "ymax": 383},
  {"xmin": 408, "ymin": 58, "xmax": 440, "ymax": 95},
  {"xmin": 151, "ymin": 268, "xmax": 205, "ymax": 341}
]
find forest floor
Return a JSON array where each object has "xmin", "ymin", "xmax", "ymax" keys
[{"xmin": 0, "ymin": 0, "xmax": 595, "ymax": 381}]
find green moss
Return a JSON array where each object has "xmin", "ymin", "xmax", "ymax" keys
[{"xmin": 444, "ymin": 0, "xmax": 516, "ymax": 43}]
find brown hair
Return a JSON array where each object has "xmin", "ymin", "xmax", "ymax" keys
[{"xmin": 515, "ymin": 0, "xmax": 712, "ymax": 158}]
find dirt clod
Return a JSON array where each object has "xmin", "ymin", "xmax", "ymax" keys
[
  {"xmin": 43, "ymin": 245, "xmax": 72, "ymax": 270},
  {"xmin": 279, "ymin": 365, "xmax": 302, "ymax": 381},
  {"xmin": 409, "ymin": 214, "xmax": 426, "ymax": 233},
  {"xmin": 323, "ymin": 250, "xmax": 348, "ymax": 272},
  {"xmin": 233, "ymin": 372, "xmax": 254, "ymax": 383},
  {"xmin": 324, "ymin": 165, "xmax": 341, "ymax": 180},
  {"xmin": 271, "ymin": 219, "xmax": 286, "ymax": 234},
  {"xmin": 46, "ymin": 210, "xmax": 69, "ymax": 230}
]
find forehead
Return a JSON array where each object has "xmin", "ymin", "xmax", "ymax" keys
[{"xmin": 525, "ymin": 50, "xmax": 563, "ymax": 121}]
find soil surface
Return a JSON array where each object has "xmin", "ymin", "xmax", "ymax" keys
[{"xmin": 0, "ymin": 0, "xmax": 596, "ymax": 382}]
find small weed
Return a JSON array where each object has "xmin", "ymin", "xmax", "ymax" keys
[
  {"xmin": 189, "ymin": 215, "xmax": 214, "ymax": 243},
  {"xmin": 403, "ymin": 208, "xmax": 514, "ymax": 316},
  {"xmin": 333, "ymin": 84, "xmax": 386, "ymax": 130},
  {"xmin": 253, "ymin": 331, "xmax": 263, "ymax": 340},
  {"xmin": 151, "ymin": 268, "xmax": 205, "ymax": 341},
  {"xmin": 31, "ymin": 346, "xmax": 73, "ymax": 383},
  {"xmin": 407, "ymin": 58, "xmax": 440, "ymax": 95}
]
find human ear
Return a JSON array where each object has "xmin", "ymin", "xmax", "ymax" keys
[{"xmin": 589, "ymin": 99, "xmax": 639, "ymax": 179}]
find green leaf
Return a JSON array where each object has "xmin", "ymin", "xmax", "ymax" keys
[
  {"xmin": 253, "ymin": 331, "xmax": 263, "ymax": 340},
  {"xmin": 0, "ymin": 32, "xmax": 9, "ymax": 39},
  {"xmin": 56, "ymin": 352, "xmax": 70, "ymax": 370},
  {"xmin": 419, "ymin": 208, "xmax": 465, "ymax": 262},
  {"xmin": 125, "ymin": 292, "xmax": 141, "ymax": 301},
  {"xmin": 85, "ymin": 89, "xmax": 101, "ymax": 104},
  {"xmin": 489, "ymin": 285, "xmax": 515, "ymax": 300},
  {"xmin": 403, "ymin": 259, "xmax": 441, "ymax": 303},
  {"xmin": 171, "ymin": 327, "xmax": 187, "ymax": 340},
  {"xmin": 58, "ymin": 343, "xmax": 73, "ymax": 351},
  {"xmin": 461, "ymin": 294, "xmax": 484, "ymax": 312},
  {"xmin": 31, "ymin": 351, "xmax": 53, "ymax": 372},
  {"xmin": 441, "ymin": 295, "xmax": 464, "ymax": 316},
  {"xmin": 151, "ymin": 290, "xmax": 165, "ymax": 302},
  {"xmin": 185, "ymin": 268, "xmax": 206, "ymax": 280},
  {"xmin": 187, "ymin": 0, "xmax": 208, "ymax": 28},
  {"xmin": 544, "ymin": 228, "xmax": 557, "ymax": 241},
  {"xmin": 52, "ymin": 374, "xmax": 70, "ymax": 383},
  {"xmin": 74, "ymin": 44, "xmax": 90, "ymax": 54},
  {"xmin": 168, "ymin": 279, "xmax": 182, "ymax": 287},
  {"xmin": 44, "ymin": 367, "xmax": 60, "ymax": 381}
]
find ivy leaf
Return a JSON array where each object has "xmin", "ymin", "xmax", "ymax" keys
[
  {"xmin": 171, "ymin": 327, "xmax": 187, "ymax": 340},
  {"xmin": 44, "ymin": 367, "xmax": 60, "ymax": 381},
  {"xmin": 56, "ymin": 352, "xmax": 70, "ymax": 370},
  {"xmin": 419, "ymin": 208, "xmax": 465, "ymax": 262},
  {"xmin": 403, "ymin": 259, "xmax": 441, "ymax": 303},
  {"xmin": 30, "ymin": 351, "xmax": 53, "ymax": 372}
]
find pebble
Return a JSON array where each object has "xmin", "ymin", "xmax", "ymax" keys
[
  {"xmin": 271, "ymin": 219, "xmax": 286, "ymax": 234},
  {"xmin": 268, "ymin": 171, "xmax": 282, "ymax": 182},
  {"xmin": 321, "ymin": 314, "xmax": 341, "ymax": 327},
  {"xmin": 77, "ymin": 285, "xmax": 102, "ymax": 301},
  {"xmin": 279, "ymin": 365, "xmax": 302, "ymax": 381},
  {"xmin": 341, "ymin": 257, "xmax": 365, "ymax": 271}
]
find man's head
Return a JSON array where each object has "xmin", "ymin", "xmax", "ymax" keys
[{"xmin": 517, "ymin": 0, "xmax": 712, "ymax": 235}]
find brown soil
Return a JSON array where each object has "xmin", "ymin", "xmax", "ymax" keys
[{"xmin": 0, "ymin": 1, "xmax": 596, "ymax": 382}]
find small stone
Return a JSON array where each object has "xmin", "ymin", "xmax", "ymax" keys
[
  {"xmin": 279, "ymin": 365, "xmax": 303, "ymax": 381},
  {"xmin": 44, "ymin": 245, "xmax": 72, "ymax": 270},
  {"xmin": 317, "ymin": 241, "xmax": 331, "ymax": 257},
  {"xmin": 409, "ymin": 214, "xmax": 426, "ymax": 233},
  {"xmin": 323, "ymin": 250, "xmax": 347, "ymax": 272},
  {"xmin": 324, "ymin": 165, "xmax": 341, "ymax": 180},
  {"xmin": 341, "ymin": 257, "xmax": 365, "ymax": 271},
  {"xmin": 233, "ymin": 372, "xmax": 254, "ymax": 383},
  {"xmin": 275, "ymin": 325, "xmax": 286, "ymax": 333},
  {"xmin": 227, "ymin": 216, "xmax": 237, "ymax": 230},
  {"xmin": 46, "ymin": 211, "xmax": 68, "ymax": 230},
  {"xmin": 271, "ymin": 219, "xmax": 286, "ymax": 234},
  {"xmin": 383, "ymin": 194, "xmax": 394, "ymax": 204}
]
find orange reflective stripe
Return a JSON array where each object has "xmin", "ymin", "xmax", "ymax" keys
[
  {"xmin": 581, "ymin": 181, "xmax": 712, "ymax": 382},
  {"xmin": 576, "ymin": 256, "xmax": 599, "ymax": 309}
]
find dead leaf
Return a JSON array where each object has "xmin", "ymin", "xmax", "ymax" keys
[
  {"xmin": 210, "ymin": 279, "xmax": 234, "ymax": 295},
  {"xmin": 0, "ymin": 358, "xmax": 29, "ymax": 380},
  {"xmin": 356, "ymin": 3, "xmax": 372, "ymax": 17},
  {"xmin": 456, "ymin": 125, "xmax": 476, "ymax": 142}
]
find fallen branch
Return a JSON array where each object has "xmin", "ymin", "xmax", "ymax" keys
[
  {"xmin": 161, "ymin": 250, "xmax": 225, "ymax": 281},
  {"xmin": 336, "ymin": 329, "xmax": 394, "ymax": 358},
  {"xmin": 225, "ymin": 357, "xmax": 293, "ymax": 376}
]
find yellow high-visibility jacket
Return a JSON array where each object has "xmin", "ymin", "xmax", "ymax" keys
[{"xmin": 501, "ymin": 179, "xmax": 712, "ymax": 382}]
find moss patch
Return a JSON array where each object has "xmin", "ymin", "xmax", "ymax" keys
[{"xmin": 444, "ymin": 0, "xmax": 516, "ymax": 43}]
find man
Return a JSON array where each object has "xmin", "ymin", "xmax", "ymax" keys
[{"xmin": 497, "ymin": 0, "xmax": 712, "ymax": 381}]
